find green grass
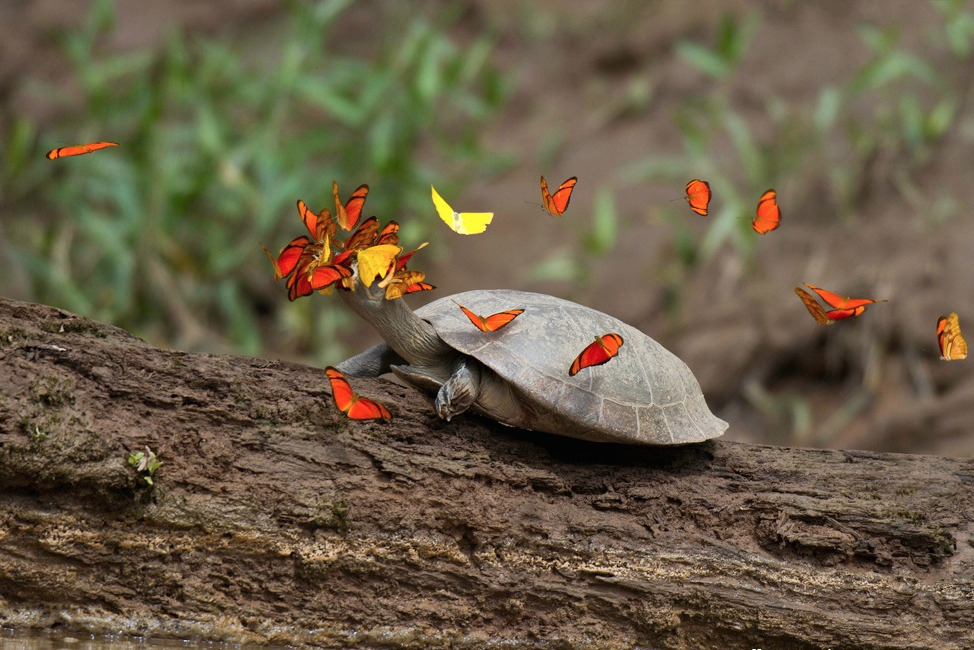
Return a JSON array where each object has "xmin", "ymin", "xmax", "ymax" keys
[{"xmin": 0, "ymin": 0, "xmax": 508, "ymax": 364}]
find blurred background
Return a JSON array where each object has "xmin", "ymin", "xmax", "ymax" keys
[{"xmin": 2, "ymin": 0, "xmax": 974, "ymax": 455}]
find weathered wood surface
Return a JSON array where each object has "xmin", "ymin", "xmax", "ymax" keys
[{"xmin": 0, "ymin": 297, "xmax": 972, "ymax": 649}]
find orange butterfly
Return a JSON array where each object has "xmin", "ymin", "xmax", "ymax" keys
[
  {"xmin": 569, "ymin": 333, "xmax": 624, "ymax": 376},
  {"xmin": 803, "ymin": 283, "xmax": 885, "ymax": 318},
  {"xmin": 285, "ymin": 249, "xmax": 318, "ymax": 301},
  {"xmin": 46, "ymin": 141, "xmax": 118, "ymax": 159},
  {"xmin": 343, "ymin": 216, "xmax": 380, "ymax": 251},
  {"xmin": 297, "ymin": 199, "xmax": 338, "ymax": 243},
  {"xmin": 752, "ymin": 189, "xmax": 781, "ymax": 234},
  {"xmin": 374, "ymin": 221, "xmax": 400, "ymax": 246},
  {"xmin": 937, "ymin": 312, "xmax": 968, "ymax": 361},
  {"xmin": 685, "ymin": 179, "xmax": 711, "ymax": 216},
  {"xmin": 325, "ymin": 367, "xmax": 392, "ymax": 420},
  {"xmin": 455, "ymin": 303, "xmax": 524, "ymax": 333},
  {"xmin": 309, "ymin": 263, "xmax": 353, "ymax": 291},
  {"xmin": 261, "ymin": 235, "xmax": 310, "ymax": 281},
  {"xmin": 795, "ymin": 283, "xmax": 884, "ymax": 324},
  {"xmin": 794, "ymin": 287, "xmax": 834, "ymax": 325},
  {"xmin": 395, "ymin": 242, "xmax": 429, "ymax": 272},
  {"xmin": 381, "ymin": 270, "xmax": 427, "ymax": 300},
  {"xmin": 334, "ymin": 181, "xmax": 370, "ymax": 231},
  {"xmin": 540, "ymin": 176, "xmax": 577, "ymax": 217}
]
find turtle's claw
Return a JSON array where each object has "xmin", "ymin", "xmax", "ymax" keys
[{"xmin": 435, "ymin": 358, "xmax": 480, "ymax": 421}]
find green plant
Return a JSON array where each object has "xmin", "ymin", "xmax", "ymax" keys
[
  {"xmin": 626, "ymin": 3, "xmax": 973, "ymax": 306},
  {"xmin": 128, "ymin": 446, "xmax": 164, "ymax": 486},
  {"xmin": 522, "ymin": 183, "xmax": 619, "ymax": 301},
  {"xmin": 0, "ymin": 0, "xmax": 508, "ymax": 365}
]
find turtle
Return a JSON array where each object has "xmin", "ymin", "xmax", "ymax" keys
[{"xmin": 336, "ymin": 280, "xmax": 727, "ymax": 444}]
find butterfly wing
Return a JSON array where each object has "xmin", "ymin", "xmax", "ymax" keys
[
  {"xmin": 262, "ymin": 235, "xmax": 311, "ymax": 281},
  {"xmin": 297, "ymin": 200, "xmax": 317, "ymax": 239},
  {"xmin": 286, "ymin": 261, "xmax": 315, "ymax": 301},
  {"xmin": 406, "ymin": 281, "xmax": 435, "ymax": 294},
  {"xmin": 454, "ymin": 211, "xmax": 493, "ymax": 235},
  {"xmin": 794, "ymin": 287, "xmax": 833, "ymax": 325},
  {"xmin": 383, "ymin": 270, "xmax": 427, "ymax": 300},
  {"xmin": 804, "ymin": 283, "xmax": 881, "ymax": 310},
  {"xmin": 752, "ymin": 189, "xmax": 781, "ymax": 234},
  {"xmin": 46, "ymin": 141, "xmax": 118, "ymax": 159},
  {"xmin": 541, "ymin": 176, "xmax": 577, "ymax": 216},
  {"xmin": 395, "ymin": 242, "xmax": 429, "ymax": 271},
  {"xmin": 802, "ymin": 283, "xmax": 850, "ymax": 308},
  {"xmin": 431, "ymin": 185, "xmax": 456, "ymax": 228},
  {"xmin": 569, "ymin": 333, "xmax": 624, "ymax": 376},
  {"xmin": 685, "ymin": 179, "xmax": 711, "ymax": 216},
  {"xmin": 457, "ymin": 304, "xmax": 490, "ymax": 332},
  {"xmin": 826, "ymin": 306, "xmax": 866, "ymax": 321},
  {"xmin": 334, "ymin": 182, "xmax": 370, "ymax": 231},
  {"xmin": 456, "ymin": 303, "xmax": 523, "ymax": 332},
  {"xmin": 375, "ymin": 221, "xmax": 400, "ymax": 246},
  {"xmin": 346, "ymin": 397, "xmax": 392, "ymax": 420},
  {"xmin": 325, "ymin": 367, "xmax": 392, "ymax": 420},
  {"xmin": 357, "ymin": 244, "xmax": 402, "ymax": 287},
  {"xmin": 482, "ymin": 309, "xmax": 524, "ymax": 332},
  {"xmin": 938, "ymin": 312, "xmax": 968, "ymax": 360},
  {"xmin": 343, "ymin": 184, "xmax": 369, "ymax": 231},
  {"xmin": 260, "ymin": 244, "xmax": 284, "ymax": 280},
  {"xmin": 343, "ymin": 216, "xmax": 380, "ymax": 251},
  {"xmin": 432, "ymin": 185, "xmax": 492, "ymax": 234},
  {"xmin": 326, "ymin": 367, "xmax": 356, "ymax": 412},
  {"xmin": 310, "ymin": 263, "xmax": 353, "ymax": 291}
]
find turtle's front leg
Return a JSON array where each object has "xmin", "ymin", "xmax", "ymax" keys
[
  {"xmin": 435, "ymin": 357, "xmax": 481, "ymax": 421},
  {"xmin": 336, "ymin": 343, "xmax": 404, "ymax": 377}
]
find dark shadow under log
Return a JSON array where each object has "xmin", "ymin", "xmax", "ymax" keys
[{"xmin": 0, "ymin": 297, "xmax": 972, "ymax": 649}]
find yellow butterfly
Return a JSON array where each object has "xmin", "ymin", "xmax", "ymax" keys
[
  {"xmin": 356, "ymin": 244, "xmax": 402, "ymax": 287},
  {"xmin": 431, "ymin": 185, "xmax": 493, "ymax": 235}
]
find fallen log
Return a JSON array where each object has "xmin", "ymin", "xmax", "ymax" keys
[{"xmin": 0, "ymin": 297, "xmax": 971, "ymax": 649}]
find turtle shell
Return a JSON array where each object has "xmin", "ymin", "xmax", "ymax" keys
[{"xmin": 415, "ymin": 290, "xmax": 727, "ymax": 445}]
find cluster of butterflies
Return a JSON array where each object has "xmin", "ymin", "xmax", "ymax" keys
[
  {"xmin": 258, "ymin": 181, "xmax": 433, "ymax": 302},
  {"xmin": 45, "ymin": 140, "xmax": 969, "ymax": 424}
]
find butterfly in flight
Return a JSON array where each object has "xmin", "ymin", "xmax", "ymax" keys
[
  {"xmin": 752, "ymin": 189, "xmax": 781, "ymax": 234},
  {"xmin": 684, "ymin": 179, "xmax": 711, "ymax": 216},
  {"xmin": 937, "ymin": 312, "xmax": 968, "ymax": 361},
  {"xmin": 46, "ymin": 141, "xmax": 118, "ymax": 159},
  {"xmin": 325, "ymin": 367, "xmax": 392, "ymax": 420},
  {"xmin": 794, "ymin": 287, "xmax": 834, "ymax": 325},
  {"xmin": 794, "ymin": 283, "xmax": 884, "ymax": 324},
  {"xmin": 569, "ymin": 333, "xmax": 624, "ymax": 376},
  {"xmin": 431, "ymin": 186, "xmax": 493, "ymax": 235},
  {"xmin": 540, "ymin": 176, "xmax": 577, "ymax": 217},
  {"xmin": 455, "ymin": 302, "xmax": 524, "ymax": 333}
]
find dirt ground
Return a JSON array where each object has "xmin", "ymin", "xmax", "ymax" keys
[{"xmin": 4, "ymin": 0, "xmax": 974, "ymax": 456}]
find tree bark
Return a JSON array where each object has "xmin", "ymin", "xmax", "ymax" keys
[{"xmin": 0, "ymin": 297, "xmax": 971, "ymax": 649}]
